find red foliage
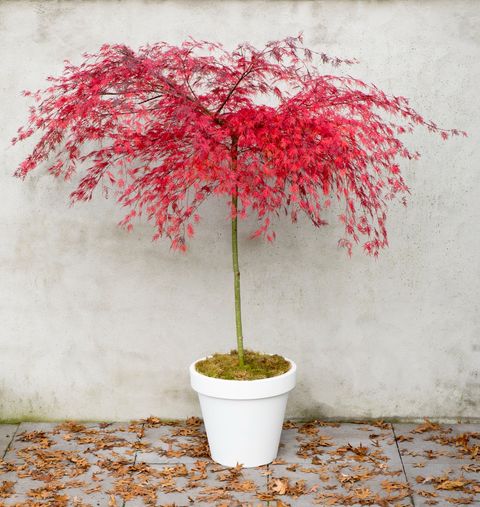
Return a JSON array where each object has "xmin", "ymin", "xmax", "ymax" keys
[{"xmin": 13, "ymin": 35, "xmax": 465, "ymax": 255}]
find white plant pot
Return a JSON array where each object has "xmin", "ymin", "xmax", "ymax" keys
[{"xmin": 190, "ymin": 356, "xmax": 296, "ymax": 468}]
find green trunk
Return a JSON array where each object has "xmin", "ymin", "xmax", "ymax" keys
[{"xmin": 231, "ymin": 137, "xmax": 245, "ymax": 367}]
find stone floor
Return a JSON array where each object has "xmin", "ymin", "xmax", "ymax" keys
[{"xmin": 0, "ymin": 418, "xmax": 479, "ymax": 506}]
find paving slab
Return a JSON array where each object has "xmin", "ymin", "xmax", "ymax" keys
[
  {"xmin": 4, "ymin": 421, "xmax": 139, "ymax": 465},
  {"xmin": 393, "ymin": 422, "xmax": 480, "ymax": 463},
  {"xmin": 123, "ymin": 462, "xmax": 268, "ymax": 506},
  {"xmin": 278, "ymin": 422, "xmax": 399, "ymax": 464},
  {"xmin": 264, "ymin": 463, "xmax": 412, "ymax": 507},
  {"xmin": 272, "ymin": 422, "xmax": 412, "ymax": 506},
  {"xmin": 135, "ymin": 420, "xmax": 211, "ymax": 465},
  {"xmin": 394, "ymin": 422, "xmax": 480, "ymax": 506},
  {"xmin": 0, "ymin": 463, "xmax": 123, "ymax": 506},
  {"xmin": 0, "ymin": 425, "xmax": 17, "ymax": 457},
  {"xmin": 406, "ymin": 463, "xmax": 480, "ymax": 507}
]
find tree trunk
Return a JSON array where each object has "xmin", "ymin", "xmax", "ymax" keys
[{"xmin": 231, "ymin": 137, "xmax": 245, "ymax": 367}]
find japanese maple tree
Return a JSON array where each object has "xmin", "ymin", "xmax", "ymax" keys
[{"xmin": 13, "ymin": 35, "xmax": 464, "ymax": 366}]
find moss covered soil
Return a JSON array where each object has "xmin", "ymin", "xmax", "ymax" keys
[{"xmin": 195, "ymin": 350, "xmax": 291, "ymax": 380}]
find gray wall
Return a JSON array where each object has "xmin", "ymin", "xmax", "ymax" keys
[{"xmin": 1, "ymin": 0, "xmax": 479, "ymax": 422}]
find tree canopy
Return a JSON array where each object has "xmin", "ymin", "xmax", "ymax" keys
[{"xmin": 13, "ymin": 35, "xmax": 464, "ymax": 255}]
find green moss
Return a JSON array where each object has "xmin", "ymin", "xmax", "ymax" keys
[{"xmin": 195, "ymin": 350, "xmax": 291, "ymax": 380}]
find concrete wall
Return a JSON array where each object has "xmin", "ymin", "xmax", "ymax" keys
[{"xmin": 1, "ymin": 0, "xmax": 479, "ymax": 422}]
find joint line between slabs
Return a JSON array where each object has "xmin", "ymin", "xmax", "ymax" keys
[
  {"xmin": 391, "ymin": 422, "xmax": 415, "ymax": 507},
  {"xmin": 132, "ymin": 421, "xmax": 145, "ymax": 466},
  {"xmin": 266, "ymin": 463, "xmax": 271, "ymax": 502},
  {"xmin": 122, "ymin": 422, "xmax": 145, "ymax": 507},
  {"xmin": 2, "ymin": 423, "xmax": 20, "ymax": 460}
]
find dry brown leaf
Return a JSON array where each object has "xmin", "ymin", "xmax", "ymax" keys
[
  {"xmin": 396, "ymin": 434, "xmax": 413, "ymax": 442},
  {"xmin": 270, "ymin": 478, "xmax": 288, "ymax": 495},
  {"xmin": 56, "ymin": 421, "xmax": 87, "ymax": 433},
  {"xmin": 417, "ymin": 489, "xmax": 438, "ymax": 497},
  {"xmin": 354, "ymin": 487, "xmax": 373, "ymax": 500},
  {"xmin": 372, "ymin": 420, "xmax": 391, "ymax": 430},
  {"xmin": 445, "ymin": 497, "xmax": 475, "ymax": 505},
  {"xmin": 0, "ymin": 481, "xmax": 14, "ymax": 498},
  {"xmin": 462, "ymin": 464, "xmax": 480, "ymax": 473},
  {"xmin": 386, "ymin": 481, "xmax": 409, "ymax": 491},
  {"xmin": 437, "ymin": 478, "xmax": 470, "ymax": 490},
  {"xmin": 412, "ymin": 418, "xmax": 441, "ymax": 433},
  {"xmin": 298, "ymin": 422, "xmax": 319, "ymax": 435},
  {"xmin": 257, "ymin": 491, "xmax": 277, "ymax": 501}
]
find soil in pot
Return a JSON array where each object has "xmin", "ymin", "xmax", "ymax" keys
[{"xmin": 195, "ymin": 349, "xmax": 291, "ymax": 380}]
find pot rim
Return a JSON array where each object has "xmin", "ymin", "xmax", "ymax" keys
[{"xmin": 190, "ymin": 355, "xmax": 297, "ymax": 400}]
